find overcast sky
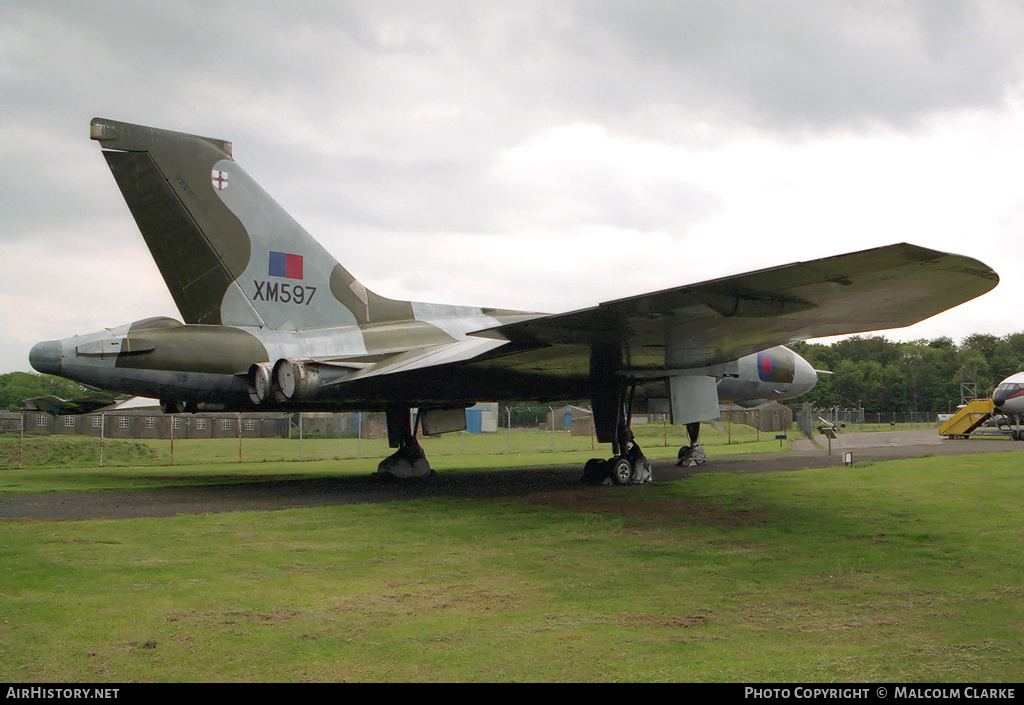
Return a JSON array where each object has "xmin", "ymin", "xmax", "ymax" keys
[{"xmin": 4, "ymin": 1, "xmax": 1024, "ymax": 375}]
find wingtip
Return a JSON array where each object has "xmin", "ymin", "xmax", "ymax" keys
[
  {"xmin": 90, "ymin": 117, "xmax": 116, "ymax": 141},
  {"xmin": 87, "ymin": 117, "xmax": 232, "ymax": 157}
]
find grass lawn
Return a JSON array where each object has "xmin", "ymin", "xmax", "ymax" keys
[
  {"xmin": 0, "ymin": 421, "xmax": 788, "ymax": 494},
  {"xmin": 2, "ymin": 448, "xmax": 1024, "ymax": 682}
]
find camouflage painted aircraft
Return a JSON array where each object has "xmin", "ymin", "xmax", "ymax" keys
[{"xmin": 30, "ymin": 118, "xmax": 999, "ymax": 482}]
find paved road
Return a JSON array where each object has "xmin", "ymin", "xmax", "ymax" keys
[{"xmin": 1, "ymin": 431, "xmax": 1019, "ymax": 521}]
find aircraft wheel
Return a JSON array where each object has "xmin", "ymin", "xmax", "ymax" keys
[
  {"xmin": 679, "ymin": 445, "xmax": 707, "ymax": 467},
  {"xmin": 609, "ymin": 457, "xmax": 633, "ymax": 485},
  {"xmin": 583, "ymin": 458, "xmax": 607, "ymax": 482}
]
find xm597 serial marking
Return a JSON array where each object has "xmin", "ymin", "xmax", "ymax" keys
[{"xmin": 253, "ymin": 281, "xmax": 317, "ymax": 305}]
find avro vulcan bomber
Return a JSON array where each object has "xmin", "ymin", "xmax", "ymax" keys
[{"xmin": 31, "ymin": 119, "xmax": 999, "ymax": 481}]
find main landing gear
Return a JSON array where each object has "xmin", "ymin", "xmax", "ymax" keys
[
  {"xmin": 377, "ymin": 433, "xmax": 432, "ymax": 478},
  {"xmin": 1009, "ymin": 413, "xmax": 1024, "ymax": 441},
  {"xmin": 582, "ymin": 378, "xmax": 653, "ymax": 485},
  {"xmin": 582, "ymin": 429, "xmax": 653, "ymax": 485},
  {"xmin": 376, "ymin": 406, "xmax": 434, "ymax": 479},
  {"xmin": 676, "ymin": 421, "xmax": 706, "ymax": 467},
  {"xmin": 582, "ymin": 432, "xmax": 653, "ymax": 485}
]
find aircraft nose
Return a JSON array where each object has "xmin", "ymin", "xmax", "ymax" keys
[
  {"xmin": 29, "ymin": 339, "xmax": 62, "ymax": 375},
  {"xmin": 792, "ymin": 353, "xmax": 818, "ymax": 396}
]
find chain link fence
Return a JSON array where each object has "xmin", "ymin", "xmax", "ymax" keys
[{"xmin": 795, "ymin": 405, "xmax": 942, "ymax": 435}]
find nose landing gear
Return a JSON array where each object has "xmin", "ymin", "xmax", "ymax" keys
[{"xmin": 676, "ymin": 421, "xmax": 706, "ymax": 467}]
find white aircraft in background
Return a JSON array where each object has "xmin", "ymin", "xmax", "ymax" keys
[
  {"xmin": 993, "ymin": 372, "xmax": 1024, "ymax": 440},
  {"xmin": 993, "ymin": 373, "xmax": 1024, "ymax": 415}
]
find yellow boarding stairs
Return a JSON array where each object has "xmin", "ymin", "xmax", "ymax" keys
[{"xmin": 939, "ymin": 398, "xmax": 996, "ymax": 438}]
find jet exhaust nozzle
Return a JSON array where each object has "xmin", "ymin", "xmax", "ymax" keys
[
  {"xmin": 248, "ymin": 362, "xmax": 274, "ymax": 405},
  {"xmin": 270, "ymin": 358, "xmax": 353, "ymax": 402}
]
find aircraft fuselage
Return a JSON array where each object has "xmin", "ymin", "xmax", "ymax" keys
[
  {"xmin": 993, "ymin": 372, "xmax": 1024, "ymax": 415},
  {"xmin": 31, "ymin": 314, "xmax": 818, "ymax": 414}
]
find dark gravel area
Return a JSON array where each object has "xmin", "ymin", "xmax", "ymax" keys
[{"xmin": 1, "ymin": 432, "xmax": 1019, "ymax": 521}]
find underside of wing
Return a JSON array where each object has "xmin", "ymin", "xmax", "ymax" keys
[
  {"xmin": 464, "ymin": 243, "xmax": 998, "ymax": 376},
  {"xmin": 327, "ymin": 336, "xmax": 511, "ymax": 383}
]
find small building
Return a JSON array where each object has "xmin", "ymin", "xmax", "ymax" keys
[
  {"xmin": 17, "ymin": 408, "xmax": 290, "ymax": 439},
  {"xmin": 719, "ymin": 401, "xmax": 792, "ymax": 432},
  {"xmin": 101, "ymin": 410, "xmax": 291, "ymax": 439},
  {"xmin": 560, "ymin": 401, "xmax": 792, "ymax": 436},
  {"xmin": 539, "ymin": 405, "xmax": 593, "ymax": 435},
  {"xmin": 466, "ymin": 403, "xmax": 499, "ymax": 433},
  {"xmin": 299, "ymin": 412, "xmax": 356, "ymax": 438},
  {"xmin": 0, "ymin": 411, "xmax": 24, "ymax": 433},
  {"xmin": 569, "ymin": 407, "xmax": 596, "ymax": 437},
  {"xmin": 355, "ymin": 413, "xmax": 388, "ymax": 440},
  {"xmin": 14, "ymin": 404, "xmax": 507, "ymax": 440}
]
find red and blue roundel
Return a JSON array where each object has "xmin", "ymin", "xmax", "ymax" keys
[{"xmin": 757, "ymin": 349, "xmax": 796, "ymax": 383}]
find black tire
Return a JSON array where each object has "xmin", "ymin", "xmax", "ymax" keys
[
  {"xmin": 583, "ymin": 458, "xmax": 606, "ymax": 481},
  {"xmin": 609, "ymin": 457, "xmax": 633, "ymax": 485}
]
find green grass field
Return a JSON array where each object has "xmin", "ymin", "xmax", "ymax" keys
[
  {"xmin": 0, "ymin": 421, "xmax": 786, "ymax": 480},
  {"xmin": 2, "ymin": 433, "xmax": 1024, "ymax": 682}
]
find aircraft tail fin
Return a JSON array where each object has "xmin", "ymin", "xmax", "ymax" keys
[{"xmin": 91, "ymin": 118, "xmax": 413, "ymax": 329}]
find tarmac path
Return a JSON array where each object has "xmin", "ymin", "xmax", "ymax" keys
[{"xmin": 1, "ymin": 430, "xmax": 1019, "ymax": 521}]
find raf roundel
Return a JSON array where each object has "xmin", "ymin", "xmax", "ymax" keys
[{"xmin": 757, "ymin": 350, "xmax": 776, "ymax": 381}]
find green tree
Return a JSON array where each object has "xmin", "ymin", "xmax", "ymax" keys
[
  {"xmin": 0, "ymin": 372, "xmax": 87, "ymax": 411},
  {"xmin": 790, "ymin": 332, "xmax": 1024, "ymax": 413}
]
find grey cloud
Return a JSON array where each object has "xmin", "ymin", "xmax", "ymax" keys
[
  {"xmin": 3, "ymin": 1, "xmax": 1023, "ymax": 373},
  {"xmin": 570, "ymin": 1, "xmax": 1024, "ymax": 129}
]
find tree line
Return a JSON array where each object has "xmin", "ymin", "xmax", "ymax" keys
[
  {"xmin": 0, "ymin": 372, "xmax": 86, "ymax": 412},
  {"xmin": 790, "ymin": 333, "xmax": 1024, "ymax": 413}
]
